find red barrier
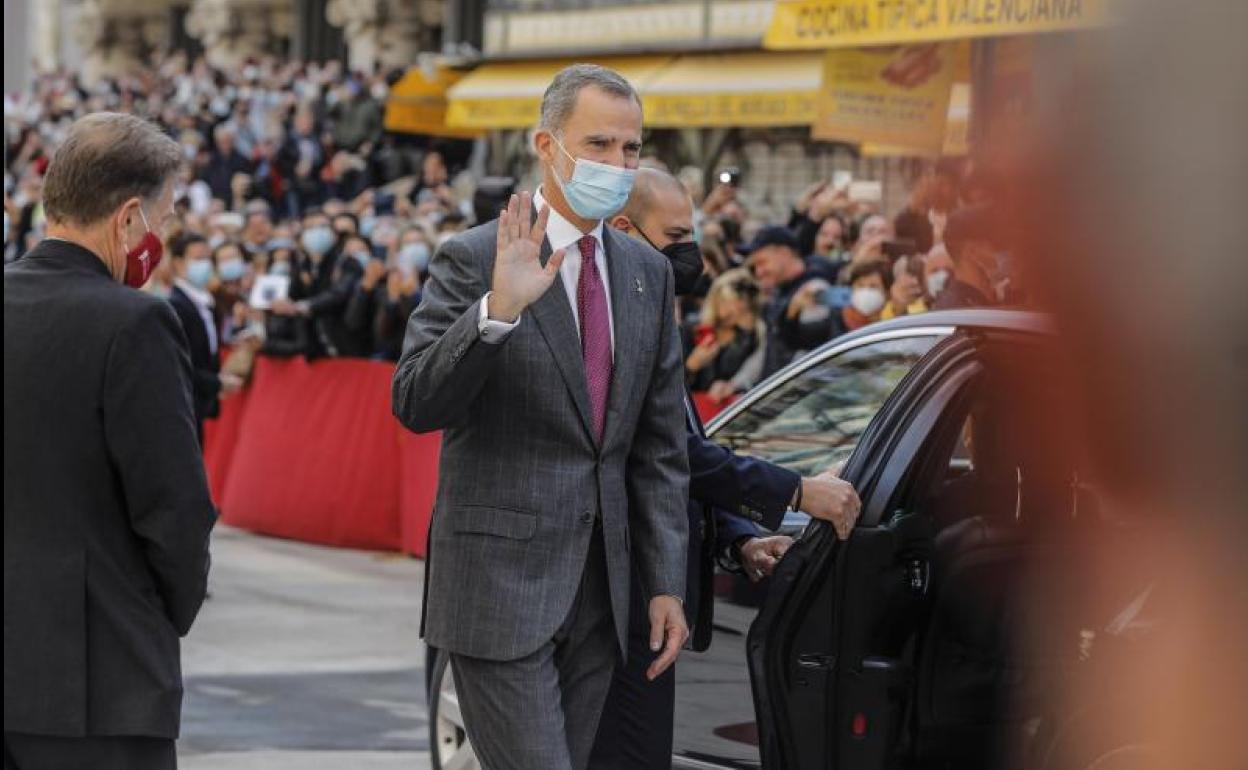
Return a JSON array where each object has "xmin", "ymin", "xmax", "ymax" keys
[
  {"xmin": 201, "ymin": 360, "xmax": 729, "ymax": 558},
  {"xmin": 202, "ymin": 386, "xmax": 249, "ymax": 505},
  {"xmin": 204, "ymin": 356, "xmax": 436, "ymax": 555}
]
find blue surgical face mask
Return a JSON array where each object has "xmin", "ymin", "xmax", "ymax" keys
[
  {"xmin": 301, "ymin": 226, "xmax": 334, "ymax": 256},
  {"xmin": 269, "ymin": 261, "xmax": 292, "ymax": 277},
  {"xmin": 550, "ymin": 135, "xmax": 636, "ymax": 221},
  {"xmin": 218, "ymin": 260, "xmax": 246, "ymax": 282},
  {"xmin": 186, "ymin": 259, "xmax": 215, "ymax": 288},
  {"xmin": 397, "ymin": 242, "xmax": 431, "ymax": 275},
  {"xmin": 349, "ymin": 251, "xmax": 372, "ymax": 269},
  {"xmin": 359, "ymin": 216, "xmax": 377, "ymax": 239}
]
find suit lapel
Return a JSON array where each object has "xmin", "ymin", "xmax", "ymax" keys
[
  {"xmin": 602, "ymin": 228, "xmax": 644, "ymax": 449},
  {"xmin": 526, "ymin": 235, "xmax": 597, "ymax": 444}
]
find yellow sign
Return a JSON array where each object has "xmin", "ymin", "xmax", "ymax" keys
[
  {"xmin": 384, "ymin": 66, "xmax": 482, "ymax": 138},
  {"xmin": 766, "ymin": 0, "xmax": 1112, "ymax": 50},
  {"xmin": 640, "ymin": 51, "xmax": 823, "ymax": 128},
  {"xmin": 814, "ymin": 44, "xmax": 956, "ymax": 154}
]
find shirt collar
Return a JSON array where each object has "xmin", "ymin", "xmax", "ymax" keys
[
  {"xmin": 533, "ymin": 187, "xmax": 604, "ymax": 254},
  {"xmin": 174, "ymin": 277, "xmax": 216, "ymax": 308}
]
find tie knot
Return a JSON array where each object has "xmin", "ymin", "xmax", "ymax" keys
[{"xmin": 578, "ymin": 234, "xmax": 597, "ymax": 261}]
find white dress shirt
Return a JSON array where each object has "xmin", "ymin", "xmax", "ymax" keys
[{"xmin": 478, "ymin": 188, "xmax": 614, "ymax": 351}]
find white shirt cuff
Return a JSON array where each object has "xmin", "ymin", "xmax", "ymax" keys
[{"xmin": 478, "ymin": 291, "xmax": 519, "ymax": 343}]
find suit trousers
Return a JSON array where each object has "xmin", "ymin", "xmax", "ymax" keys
[
  {"xmin": 589, "ymin": 566, "xmax": 676, "ymax": 769},
  {"xmin": 3, "ymin": 732, "xmax": 175, "ymax": 770},
  {"xmin": 451, "ymin": 523, "xmax": 618, "ymax": 770}
]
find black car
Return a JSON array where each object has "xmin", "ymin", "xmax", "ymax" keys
[{"xmin": 428, "ymin": 309, "xmax": 1155, "ymax": 770}]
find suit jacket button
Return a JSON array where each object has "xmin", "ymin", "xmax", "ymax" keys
[{"xmin": 580, "ymin": 511, "xmax": 593, "ymax": 524}]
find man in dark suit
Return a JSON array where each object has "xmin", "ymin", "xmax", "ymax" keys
[
  {"xmin": 591, "ymin": 168, "xmax": 861, "ymax": 768},
  {"xmin": 4, "ymin": 113, "xmax": 216, "ymax": 770},
  {"xmin": 167, "ymin": 232, "xmax": 243, "ymax": 443},
  {"xmin": 393, "ymin": 65, "xmax": 689, "ymax": 770}
]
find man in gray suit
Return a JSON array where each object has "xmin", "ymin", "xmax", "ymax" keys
[{"xmin": 392, "ymin": 64, "xmax": 690, "ymax": 770}]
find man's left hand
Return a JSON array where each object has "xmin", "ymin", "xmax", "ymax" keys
[
  {"xmin": 740, "ymin": 536, "xmax": 794, "ymax": 582},
  {"xmin": 647, "ymin": 595, "xmax": 689, "ymax": 681}
]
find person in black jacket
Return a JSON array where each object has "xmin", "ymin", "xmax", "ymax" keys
[
  {"xmin": 591, "ymin": 169, "xmax": 861, "ymax": 768},
  {"xmin": 271, "ymin": 221, "xmax": 367, "ymax": 357},
  {"xmin": 3, "ymin": 112, "xmax": 215, "ymax": 770},
  {"xmin": 746, "ymin": 225, "xmax": 847, "ymax": 379},
  {"xmin": 166, "ymin": 232, "xmax": 243, "ymax": 442}
]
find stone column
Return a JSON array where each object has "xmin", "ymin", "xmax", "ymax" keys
[
  {"xmin": 74, "ymin": 0, "xmax": 173, "ymax": 83},
  {"xmin": 327, "ymin": 0, "xmax": 441, "ymax": 72},
  {"xmin": 185, "ymin": 0, "xmax": 291, "ymax": 69}
]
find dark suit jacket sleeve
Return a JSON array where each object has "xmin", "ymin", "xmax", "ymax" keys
[
  {"xmin": 391, "ymin": 236, "xmax": 506, "ymax": 433},
  {"xmin": 627, "ymin": 263, "xmax": 691, "ymax": 602},
  {"xmin": 101, "ymin": 301, "xmax": 217, "ymax": 636},
  {"xmin": 688, "ymin": 431, "xmax": 801, "ymax": 533}
]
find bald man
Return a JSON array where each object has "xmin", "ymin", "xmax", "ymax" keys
[{"xmin": 590, "ymin": 169, "xmax": 860, "ymax": 768}]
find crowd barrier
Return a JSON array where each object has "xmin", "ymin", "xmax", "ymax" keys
[{"xmin": 203, "ymin": 356, "xmax": 733, "ymax": 557}]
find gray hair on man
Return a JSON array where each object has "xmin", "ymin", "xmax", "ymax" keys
[
  {"xmin": 538, "ymin": 64, "xmax": 642, "ymax": 133},
  {"xmin": 42, "ymin": 112, "xmax": 183, "ymax": 226}
]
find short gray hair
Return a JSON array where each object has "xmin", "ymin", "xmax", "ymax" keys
[
  {"xmin": 539, "ymin": 64, "xmax": 641, "ymax": 132},
  {"xmin": 43, "ymin": 112, "xmax": 184, "ymax": 226}
]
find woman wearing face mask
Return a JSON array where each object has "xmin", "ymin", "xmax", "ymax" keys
[
  {"xmin": 210, "ymin": 241, "xmax": 250, "ymax": 344},
  {"xmin": 684, "ymin": 269, "xmax": 766, "ymax": 393},
  {"xmin": 167, "ymin": 232, "xmax": 243, "ymax": 442},
  {"xmin": 841, "ymin": 258, "xmax": 894, "ymax": 332}
]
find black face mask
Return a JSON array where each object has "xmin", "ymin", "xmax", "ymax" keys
[{"xmin": 638, "ymin": 227, "xmax": 704, "ymax": 296}]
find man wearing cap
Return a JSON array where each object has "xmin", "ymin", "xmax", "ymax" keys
[{"xmin": 743, "ymin": 224, "xmax": 845, "ymax": 380}]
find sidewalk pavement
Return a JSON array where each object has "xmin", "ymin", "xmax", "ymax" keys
[{"xmin": 178, "ymin": 525, "xmax": 430, "ymax": 770}]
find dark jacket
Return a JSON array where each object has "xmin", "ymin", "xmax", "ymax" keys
[
  {"xmin": 200, "ymin": 147, "xmax": 253, "ymax": 202},
  {"xmin": 299, "ymin": 252, "xmax": 368, "ymax": 357},
  {"xmin": 169, "ymin": 285, "xmax": 222, "ymax": 426},
  {"xmin": 761, "ymin": 270, "xmax": 847, "ymax": 379},
  {"xmin": 932, "ymin": 277, "xmax": 993, "ymax": 310},
  {"xmin": 682, "ymin": 391, "xmax": 800, "ymax": 650},
  {"xmin": 344, "ymin": 279, "xmax": 421, "ymax": 361},
  {"xmin": 3, "ymin": 240, "xmax": 216, "ymax": 738}
]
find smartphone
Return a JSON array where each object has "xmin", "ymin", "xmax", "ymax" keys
[
  {"xmin": 832, "ymin": 170, "xmax": 853, "ymax": 191},
  {"xmin": 820, "ymin": 286, "xmax": 852, "ymax": 308},
  {"xmin": 718, "ymin": 167, "xmax": 741, "ymax": 187},
  {"xmin": 848, "ymin": 180, "xmax": 883, "ymax": 203},
  {"xmin": 374, "ymin": 191, "xmax": 396, "ymax": 216}
]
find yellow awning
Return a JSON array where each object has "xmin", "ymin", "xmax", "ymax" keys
[
  {"xmin": 385, "ymin": 65, "xmax": 482, "ymax": 138},
  {"xmin": 641, "ymin": 52, "xmax": 823, "ymax": 128},
  {"xmin": 765, "ymin": 0, "xmax": 1112, "ymax": 51},
  {"xmin": 446, "ymin": 56, "xmax": 673, "ymax": 130}
]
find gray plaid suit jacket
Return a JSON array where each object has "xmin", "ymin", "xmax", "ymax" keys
[{"xmin": 392, "ymin": 217, "xmax": 689, "ymax": 661}]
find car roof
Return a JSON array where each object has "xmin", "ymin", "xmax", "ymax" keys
[
  {"xmin": 818, "ymin": 307, "xmax": 1054, "ymax": 350},
  {"xmin": 707, "ymin": 309, "xmax": 1054, "ymax": 433}
]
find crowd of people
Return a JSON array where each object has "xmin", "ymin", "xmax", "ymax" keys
[{"xmin": 4, "ymin": 53, "xmax": 1018, "ymax": 420}]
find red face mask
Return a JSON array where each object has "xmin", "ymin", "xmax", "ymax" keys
[{"xmin": 123, "ymin": 206, "xmax": 163, "ymax": 288}]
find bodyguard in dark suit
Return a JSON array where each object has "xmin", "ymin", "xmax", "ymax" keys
[
  {"xmin": 3, "ymin": 113, "xmax": 216, "ymax": 770},
  {"xmin": 592, "ymin": 169, "xmax": 862, "ymax": 768},
  {"xmin": 166, "ymin": 232, "xmax": 243, "ymax": 443}
]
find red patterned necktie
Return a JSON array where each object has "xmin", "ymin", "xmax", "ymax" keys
[{"xmin": 577, "ymin": 234, "xmax": 613, "ymax": 443}]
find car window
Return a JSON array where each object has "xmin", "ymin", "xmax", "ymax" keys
[{"xmin": 713, "ymin": 335, "xmax": 941, "ymax": 479}]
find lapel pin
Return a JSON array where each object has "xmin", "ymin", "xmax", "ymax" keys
[{"xmin": 635, "ymin": 278, "xmax": 644, "ymax": 294}]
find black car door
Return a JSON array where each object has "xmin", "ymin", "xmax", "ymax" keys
[{"xmin": 747, "ymin": 334, "xmax": 983, "ymax": 770}]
